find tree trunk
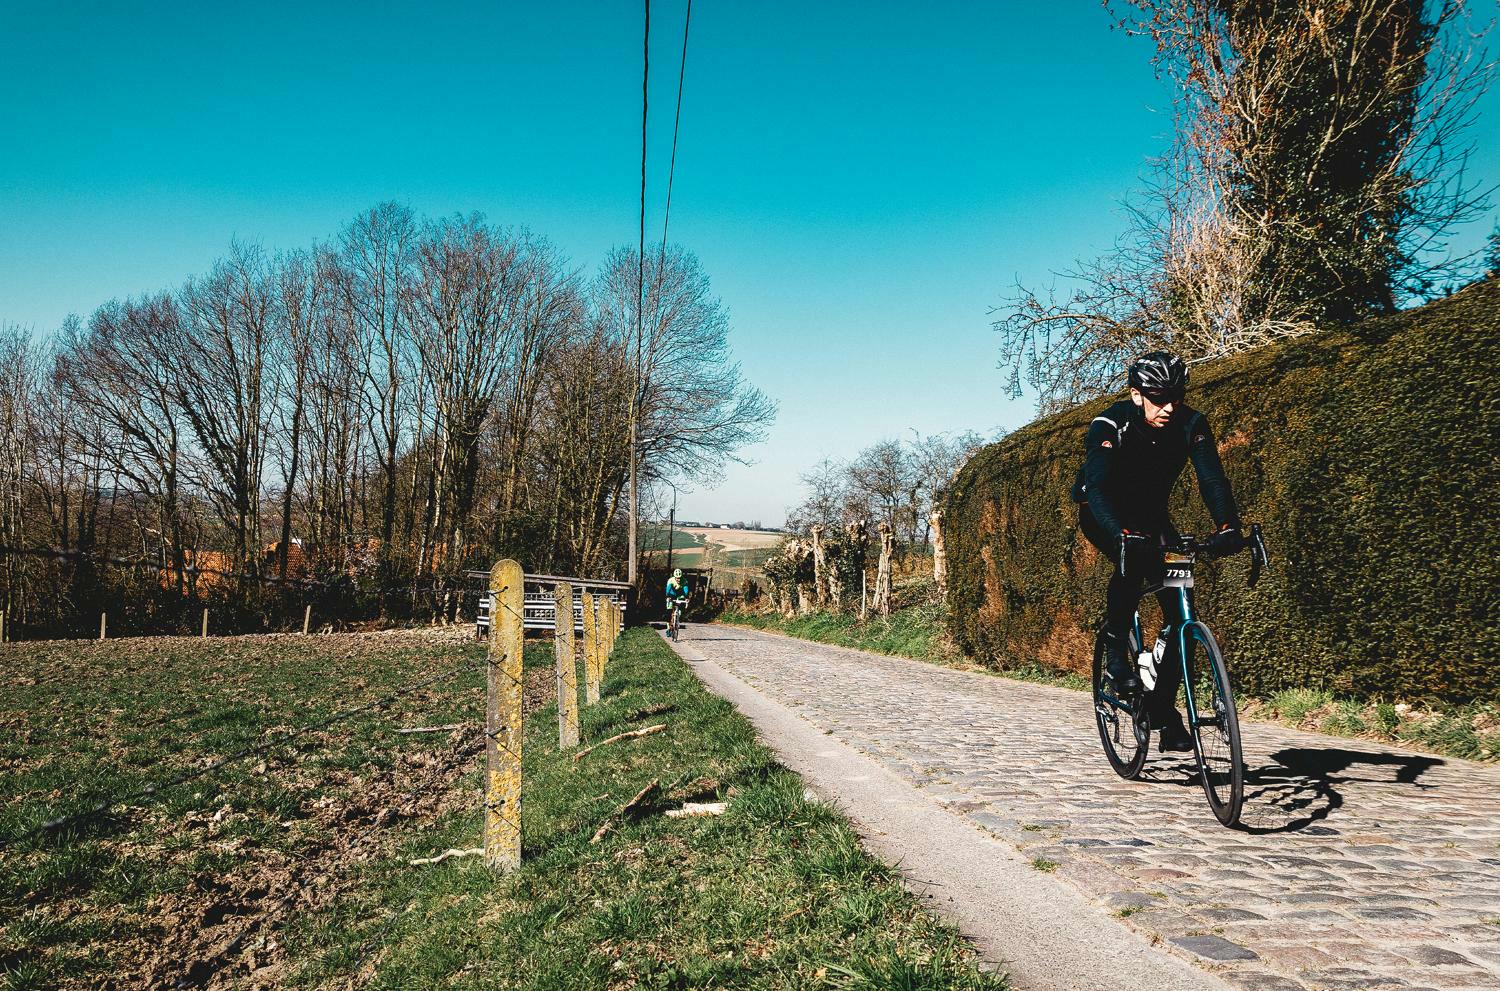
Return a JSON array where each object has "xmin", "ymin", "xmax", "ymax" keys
[
  {"xmin": 873, "ymin": 522, "xmax": 894, "ymax": 616},
  {"xmin": 930, "ymin": 509, "xmax": 947, "ymax": 601}
]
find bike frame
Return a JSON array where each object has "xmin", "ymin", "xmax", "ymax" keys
[{"xmin": 1134, "ymin": 563, "xmax": 1216, "ymax": 732}]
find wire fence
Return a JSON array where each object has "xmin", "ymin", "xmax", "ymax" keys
[
  {"xmin": 2, "ymin": 564, "xmax": 627, "ymax": 988},
  {"xmin": 0, "ymin": 542, "xmax": 495, "ymax": 642}
]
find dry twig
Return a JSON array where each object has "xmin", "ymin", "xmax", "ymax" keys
[
  {"xmin": 590, "ymin": 779, "xmax": 659, "ymax": 844},
  {"xmin": 409, "ymin": 847, "xmax": 483, "ymax": 866},
  {"xmin": 571, "ymin": 723, "xmax": 667, "ymax": 762}
]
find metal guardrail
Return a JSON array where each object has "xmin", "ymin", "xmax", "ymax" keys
[{"xmin": 471, "ymin": 571, "xmax": 627, "ymax": 637}]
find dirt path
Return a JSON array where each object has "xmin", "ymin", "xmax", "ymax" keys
[{"xmin": 666, "ymin": 624, "xmax": 1500, "ymax": 991}]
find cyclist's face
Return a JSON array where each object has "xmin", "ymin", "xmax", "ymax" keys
[{"xmin": 1130, "ymin": 387, "xmax": 1178, "ymax": 428}]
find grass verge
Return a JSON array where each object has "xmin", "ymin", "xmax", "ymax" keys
[
  {"xmin": 719, "ymin": 606, "xmax": 1500, "ymax": 762},
  {"xmin": 285, "ymin": 628, "xmax": 1006, "ymax": 989}
]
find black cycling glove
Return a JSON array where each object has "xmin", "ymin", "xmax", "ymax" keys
[{"xmin": 1205, "ymin": 526, "xmax": 1245, "ymax": 557}]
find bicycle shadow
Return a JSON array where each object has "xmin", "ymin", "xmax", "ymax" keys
[{"xmin": 1145, "ymin": 746, "xmax": 1443, "ymax": 834}]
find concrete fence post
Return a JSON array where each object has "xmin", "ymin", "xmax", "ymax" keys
[
  {"xmin": 303, "ymin": 604, "xmax": 312, "ymax": 635},
  {"xmin": 554, "ymin": 581, "xmax": 579, "ymax": 749},
  {"xmin": 100, "ymin": 612, "xmax": 107, "ymax": 640},
  {"xmin": 485, "ymin": 559, "xmax": 525, "ymax": 872},
  {"xmin": 598, "ymin": 599, "xmax": 609, "ymax": 681},
  {"xmin": 581, "ymin": 591, "xmax": 600, "ymax": 705},
  {"xmin": 202, "ymin": 608, "xmax": 209, "ymax": 638}
]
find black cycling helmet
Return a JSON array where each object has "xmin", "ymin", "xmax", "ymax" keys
[{"xmin": 1128, "ymin": 350, "xmax": 1189, "ymax": 399}]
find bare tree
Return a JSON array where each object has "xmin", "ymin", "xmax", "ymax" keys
[
  {"xmin": 998, "ymin": 0, "xmax": 1494, "ymax": 411},
  {"xmin": 339, "ymin": 203, "xmax": 418, "ymax": 583},
  {"xmin": 597, "ymin": 246, "xmax": 776, "ymax": 489},
  {"xmin": 56, "ymin": 296, "xmax": 192, "ymax": 582},
  {"xmin": 174, "ymin": 243, "xmax": 279, "ymax": 571}
]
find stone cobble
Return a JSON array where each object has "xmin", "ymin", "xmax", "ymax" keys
[{"xmin": 685, "ymin": 625, "xmax": 1500, "ymax": 991}]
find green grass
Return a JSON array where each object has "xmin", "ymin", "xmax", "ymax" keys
[
  {"xmin": 283, "ymin": 630, "xmax": 1007, "ymax": 990},
  {"xmin": 720, "ymin": 603, "xmax": 954, "ymax": 666},
  {"xmin": 3, "ymin": 629, "xmax": 1006, "ymax": 990},
  {"xmin": 1029, "ymin": 858, "xmax": 1059, "ymax": 873},
  {"xmin": 640, "ymin": 524, "xmax": 706, "ymax": 553},
  {"xmin": 1, "ymin": 630, "xmax": 495, "ymax": 989},
  {"xmin": 721, "ymin": 603, "xmax": 1499, "ymax": 763}
]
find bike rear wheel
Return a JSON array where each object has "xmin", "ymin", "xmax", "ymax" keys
[
  {"xmin": 1181, "ymin": 623, "xmax": 1244, "ymax": 826},
  {"xmin": 1092, "ymin": 627, "xmax": 1149, "ymax": 779}
]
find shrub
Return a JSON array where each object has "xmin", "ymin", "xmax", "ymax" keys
[{"xmin": 944, "ymin": 279, "xmax": 1500, "ymax": 702}]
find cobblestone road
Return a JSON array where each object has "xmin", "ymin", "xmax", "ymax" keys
[{"xmin": 685, "ymin": 624, "xmax": 1500, "ymax": 991}]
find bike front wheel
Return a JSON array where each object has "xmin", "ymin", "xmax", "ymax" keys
[
  {"xmin": 1092, "ymin": 627, "xmax": 1149, "ymax": 779},
  {"xmin": 1181, "ymin": 623, "xmax": 1245, "ymax": 826}
]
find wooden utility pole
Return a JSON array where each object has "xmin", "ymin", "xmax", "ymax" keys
[
  {"xmin": 554, "ymin": 581, "xmax": 579, "ymax": 749},
  {"xmin": 485, "ymin": 559, "xmax": 525, "ymax": 871},
  {"xmin": 581, "ymin": 591, "xmax": 600, "ymax": 705}
]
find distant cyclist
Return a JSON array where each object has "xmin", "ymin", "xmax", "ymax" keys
[
  {"xmin": 1071, "ymin": 351, "xmax": 1244, "ymax": 752},
  {"xmin": 665, "ymin": 568, "xmax": 690, "ymax": 634}
]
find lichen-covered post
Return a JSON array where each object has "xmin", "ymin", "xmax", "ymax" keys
[
  {"xmin": 554, "ymin": 581, "xmax": 579, "ymax": 749},
  {"xmin": 593, "ymin": 596, "xmax": 608, "ymax": 684},
  {"xmin": 874, "ymin": 521, "xmax": 894, "ymax": 615},
  {"xmin": 485, "ymin": 559, "xmax": 525, "ymax": 871},
  {"xmin": 581, "ymin": 591, "xmax": 600, "ymax": 705},
  {"xmin": 931, "ymin": 508, "xmax": 948, "ymax": 600}
]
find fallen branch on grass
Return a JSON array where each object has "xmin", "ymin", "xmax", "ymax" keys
[
  {"xmin": 571, "ymin": 723, "xmax": 667, "ymax": 762},
  {"xmin": 665, "ymin": 801, "xmax": 727, "ymax": 818},
  {"xmin": 396, "ymin": 724, "xmax": 463, "ymax": 735},
  {"xmin": 409, "ymin": 847, "xmax": 483, "ymax": 865},
  {"xmin": 590, "ymin": 779, "xmax": 659, "ymax": 844}
]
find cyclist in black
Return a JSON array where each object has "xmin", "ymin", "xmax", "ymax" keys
[{"xmin": 1071, "ymin": 351, "xmax": 1244, "ymax": 752}]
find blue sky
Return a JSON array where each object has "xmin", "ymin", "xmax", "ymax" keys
[{"xmin": 3, "ymin": 2, "xmax": 1497, "ymax": 525}]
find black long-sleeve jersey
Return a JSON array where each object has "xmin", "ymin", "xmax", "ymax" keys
[{"xmin": 1069, "ymin": 399, "xmax": 1239, "ymax": 540}]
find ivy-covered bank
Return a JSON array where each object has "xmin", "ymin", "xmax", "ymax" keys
[{"xmin": 943, "ymin": 277, "xmax": 1500, "ymax": 702}]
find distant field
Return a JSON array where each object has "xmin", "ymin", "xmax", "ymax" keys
[
  {"xmin": 640, "ymin": 524, "xmax": 705, "ymax": 552},
  {"xmin": 680, "ymin": 528, "xmax": 783, "ymax": 552}
]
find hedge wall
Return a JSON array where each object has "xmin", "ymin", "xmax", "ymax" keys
[{"xmin": 943, "ymin": 277, "xmax": 1500, "ymax": 702}]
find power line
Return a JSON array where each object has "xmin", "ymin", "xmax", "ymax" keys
[
  {"xmin": 659, "ymin": 0, "xmax": 693, "ymax": 254},
  {"xmin": 639, "ymin": 0, "xmax": 650, "ymax": 349},
  {"xmin": 628, "ymin": 0, "xmax": 651, "ymax": 586}
]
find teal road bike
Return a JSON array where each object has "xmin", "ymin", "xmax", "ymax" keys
[{"xmin": 1092, "ymin": 524, "xmax": 1270, "ymax": 827}]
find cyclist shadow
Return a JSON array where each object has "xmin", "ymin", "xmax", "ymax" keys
[{"xmin": 1145, "ymin": 747, "xmax": 1442, "ymax": 834}]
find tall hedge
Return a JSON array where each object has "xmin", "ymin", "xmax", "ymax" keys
[{"xmin": 944, "ymin": 278, "xmax": 1500, "ymax": 702}]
